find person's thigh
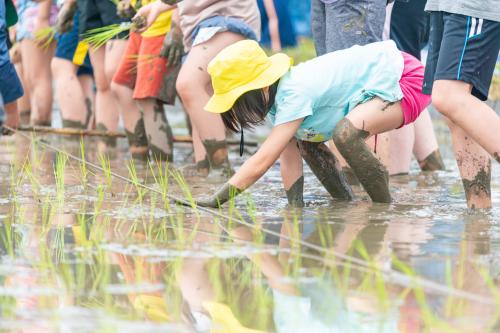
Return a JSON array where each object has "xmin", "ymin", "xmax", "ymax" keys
[
  {"xmin": 105, "ymin": 39, "xmax": 127, "ymax": 84},
  {"xmin": 21, "ymin": 39, "xmax": 54, "ymax": 83},
  {"xmin": 346, "ymin": 97, "xmax": 404, "ymax": 135},
  {"xmin": 178, "ymin": 31, "xmax": 245, "ymax": 97},
  {"xmin": 51, "ymin": 57, "xmax": 78, "ymax": 78},
  {"xmin": 311, "ymin": 0, "xmax": 327, "ymax": 56},
  {"xmin": 324, "ymin": 0, "xmax": 386, "ymax": 52},
  {"xmin": 89, "ymin": 47, "xmax": 107, "ymax": 89}
]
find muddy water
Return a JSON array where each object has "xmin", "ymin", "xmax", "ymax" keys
[{"xmin": 0, "ymin": 115, "xmax": 499, "ymax": 332}]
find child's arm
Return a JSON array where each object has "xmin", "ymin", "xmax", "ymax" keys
[
  {"xmin": 55, "ymin": 0, "xmax": 77, "ymax": 33},
  {"xmin": 134, "ymin": 0, "xmax": 177, "ymax": 32},
  {"xmin": 193, "ymin": 119, "xmax": 304, "ymax": 208},
  {"xmin": 280, "ymin": 138, "xmax": 304, "ymax": 207}
]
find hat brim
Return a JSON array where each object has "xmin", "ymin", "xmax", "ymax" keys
[{"xmin": 205, "ymin": 53, "xmax": 292, "ymax": 114}]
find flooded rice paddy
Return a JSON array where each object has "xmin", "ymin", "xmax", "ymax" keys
[{"xmin": 0, "ymin": 109, "xmax": 499, "ymax": 333}]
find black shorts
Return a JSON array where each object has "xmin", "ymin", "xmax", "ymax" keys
[
  {"xmin": 389, "ymin": 0, "xmax": 429, "ymax": 60},
  {"xmin": 423, "ymin": 12, "xmax": 500, "ymax": 101},
  {"xmin": 77, "ymin": 0, "xmax": 127, "ymax": 36}
]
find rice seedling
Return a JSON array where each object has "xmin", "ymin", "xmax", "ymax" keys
[
  {"xmin": 98, "ymin": 153, "xmax": 113, "ymax": 192},
  {"xmin": 34, "ymin": 26, "xmax": 56, "ymax": 50},
  {"xmin": 81, "ymin": 16, "xmax": 146, "ymax": 49},
  {"xmin": 126, "ymin": 53, "xmax": 160, "ymax": 75},
  {"xmin": 54, "ymin": 152, "xmax": 69, "ymax": 205},
  {"xmin": 126, "ymin": 159, "xmax": 145, "ymax": 203}
]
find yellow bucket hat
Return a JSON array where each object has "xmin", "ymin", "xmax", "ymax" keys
[{"xmin": 205, "ymin": 40, "xmax": 292, "ymax": 114}]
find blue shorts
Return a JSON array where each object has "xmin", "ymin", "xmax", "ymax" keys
[
  {"xmin": 191, "ymin": 16, "xmax": 257, "ymax": 47},
  {"xmin": 423, "ymin": 12, "xmax": 500, "ymax": 101},
  {"xmin": 55, "ymin": 10, "xmax": 93, "ymax": 76},
  {"xmin": 0, "ymin": 61, "xmax": 24, "ymax": 105}
]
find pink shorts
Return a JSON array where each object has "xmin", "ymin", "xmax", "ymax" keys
[{"xmin": 399, "ymin": 52, "xmax": 431, "ymax": 127}]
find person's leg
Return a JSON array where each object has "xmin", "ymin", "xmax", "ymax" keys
[
  {"xmin": 298, "ymin": 141, "xmax": 354, "ymax": 200},
  {"xmin": 111, "ymin": 33, "xmax": 148, "ymax": 159},
  {"xmin": 384, "ymin": 125, "xmax": 415, "ymax": 175},
  {"xmin": 140, "ymin": 99, "xmax": 173, "ymax": 161},
  {"xmin": 321, "ymin": 0, "xmax": 387, "ymax": 182},
  {"xmin": 20, "ymin": 39, "xmax": 55, "ymax": 125},
  {"xmin": 310, "ymin": 0, "xmax": 326, "ymax": 56},
  {"xmin": 13, "ymin": 62, "xmax": 31, "ymax": 124},
  {"xmin": 444, "ymin": 116, "xmax": 491, "ymax": 209},
  {"xmin": 333, "ymin": 98, "xmax": 405, "ymax": 203},
  {"xmin": 131, "ymin": 33, "xmax": 174, "ymax": 162},
  {"xmin": 324, "ymin": 0, "xmax": 386, "ymax": 53},
  {"xmin": 412, "ymin": 109, "xmax": 445, "ymax": 171},
  {"xmin": 77, "ymin": 73, "xmax": 95, "ymax": 129},
  {"xmin": 433, "ymin": 80, "xmax": 500, "ymax": 164},
  {"xmin": 176, "ymin": 31, "xmax": 244, "ymax": 177},
  {"xmin": 422, "ymin": 13, "xmax": 500, "ymax": 211},
  {"xmin": 89, "ymin": 40, "xmax": 125, "ymax": 135},
  {"xmin": 51, "ymin": 57, "xmax": 89, "ymax": 128},
  {"xmin": 112, "ymin": 82, "xmax": 149, "ymax": 159},
  {"xmin": 180, "ymin": 123, "xmax": 210, "ymax": 177}
]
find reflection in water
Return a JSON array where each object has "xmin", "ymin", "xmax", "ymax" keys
[{"xmin": 0, "ymin": 127, "xmax": 499, "ymax": 332}]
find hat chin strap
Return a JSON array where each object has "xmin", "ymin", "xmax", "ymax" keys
[{"xmin": 239, "ymin": 128, "xmax": 244, "ymax": 157}]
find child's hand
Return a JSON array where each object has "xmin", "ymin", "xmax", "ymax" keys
[
  {"xmin": 117, "ymin": 0, "xmax": 135, "ymax": 19},
  {"xmin": 175, "ymin": 183, "xmax": 242, "ymax": 209},
  {"xmin": 159, "ymin": 22, "xmax": 183, "ymax": 67},
  {"xmin": 133, "ymin": 1, "xmax": 170, "ymax": 33},
  {"xmin": 55, "ymin": 1, "xmax": 76, "ymax": 33}
]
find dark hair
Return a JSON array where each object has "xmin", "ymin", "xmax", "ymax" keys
[{"xmin": 221, "ymin": 80, "xmax": 279, "ymax": 133}]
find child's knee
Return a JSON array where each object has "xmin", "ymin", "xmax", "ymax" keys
[
  {"xmin": 431, "ymin": 80, "xmax": 470, "ymax": 118},
  {"xmin": 176, "ymin": 70, "xmax": 209, "ymax": 104},
  {"xmin": 332, "ymin": 118, "xmax": 368, "ymax": 154}
]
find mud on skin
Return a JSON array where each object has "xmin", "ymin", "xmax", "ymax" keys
[
  {"xmin": 286, "ymin": 176, "xmax": 304, "ymax": 207},
  {"xmin": 84, "ymin": 97, "xmax": 93, "ymax": 128},
  {"xmin": 419, "ymin": 149, "xmax": 446, "ymax": 171},
  {"xmin": 332, "ymin": 118, "xmax": 391, "ymax": 203},
  {"xmin": 494, "ymin": 152, "xmax": 500, "ymax": 164},
  {"xmin": 462, "ymin": 164, "xmax": 491, "ymax": 205},
  {"xmin": 125, "ymin": 118, "xmax": 149, "ymax": 160},
  {"xmin": 298, "ymin": 141, "xmax": 354, "ymax": 201},
  {"xmin": 148, "ymin": 102, "xmax": 174, "ymax": 161},
  {"xmin": 203, "ymin": 140, "xmax": 231, "ymax": 168},
  {"xmin": 62, "ymin": 114, "xmax": 88, "ymax": 130},
  {"xmin": 96, "ymin": 123, "xmax": 117, "ymax": 147}
]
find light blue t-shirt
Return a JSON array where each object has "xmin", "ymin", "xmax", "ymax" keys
[{"xmin": 267, "ymin": 40, "xmax": 405, "ymax": 142}]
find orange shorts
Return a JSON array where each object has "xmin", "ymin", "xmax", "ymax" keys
[{"xmin": 113, "ymin": 32, "xmax": 170, "ymax": 102}]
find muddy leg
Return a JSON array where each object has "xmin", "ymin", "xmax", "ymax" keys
[
  {"xmin": 412, "ymin": 109, "xmax": 445, "ymax": 171},
  {"xmin": 333, "ymin": 119, "xmax": 391, "ymax": 203},
  {"xmin": 96, "ymin": 123, "xmax": 118, "ymax": 147},
  {"xmin": 125, "ymin": 118, "xmax": 149, "ymax": 160},
  {"xmin": 447, "ymin": 119, "xmax": 492, "ymax": 209},
  {"xmin": 494, "ymin": 152, "xmax": 500, "ymax": 164},
  {"xmin": 298, "ymin": 141, "xmax": 354, "ymax": 200},
  {"xmin": 142, "ymin": 100, "xmax": 174, "ymax": 162},
  {"xmin": 203, "ymin": 139, "xmax": 234, "ymax": 181},
  {"xmin": 418, "ymin": 149, "xmax": 445, "ymax": 171}
]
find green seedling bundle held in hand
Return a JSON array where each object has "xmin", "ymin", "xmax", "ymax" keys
[
  {"xmin": 81, "ymin": 16, "xmax": 147, "ymax": 49},
  {"xmin": 34, "ymin": 26, "xmax": 56, "ymax": 50}
]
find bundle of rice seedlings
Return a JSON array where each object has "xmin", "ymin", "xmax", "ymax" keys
[
  {"xmin": 34, "ymin": 26, "xmax": 56, "ymax": 50},
  {"xmin": 126, "ymin": 53, "xmax": 159, "ymax": 74},
  {"xmin": 81, "ymin": 16, "xmax": 146, "ymax": 49}
]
